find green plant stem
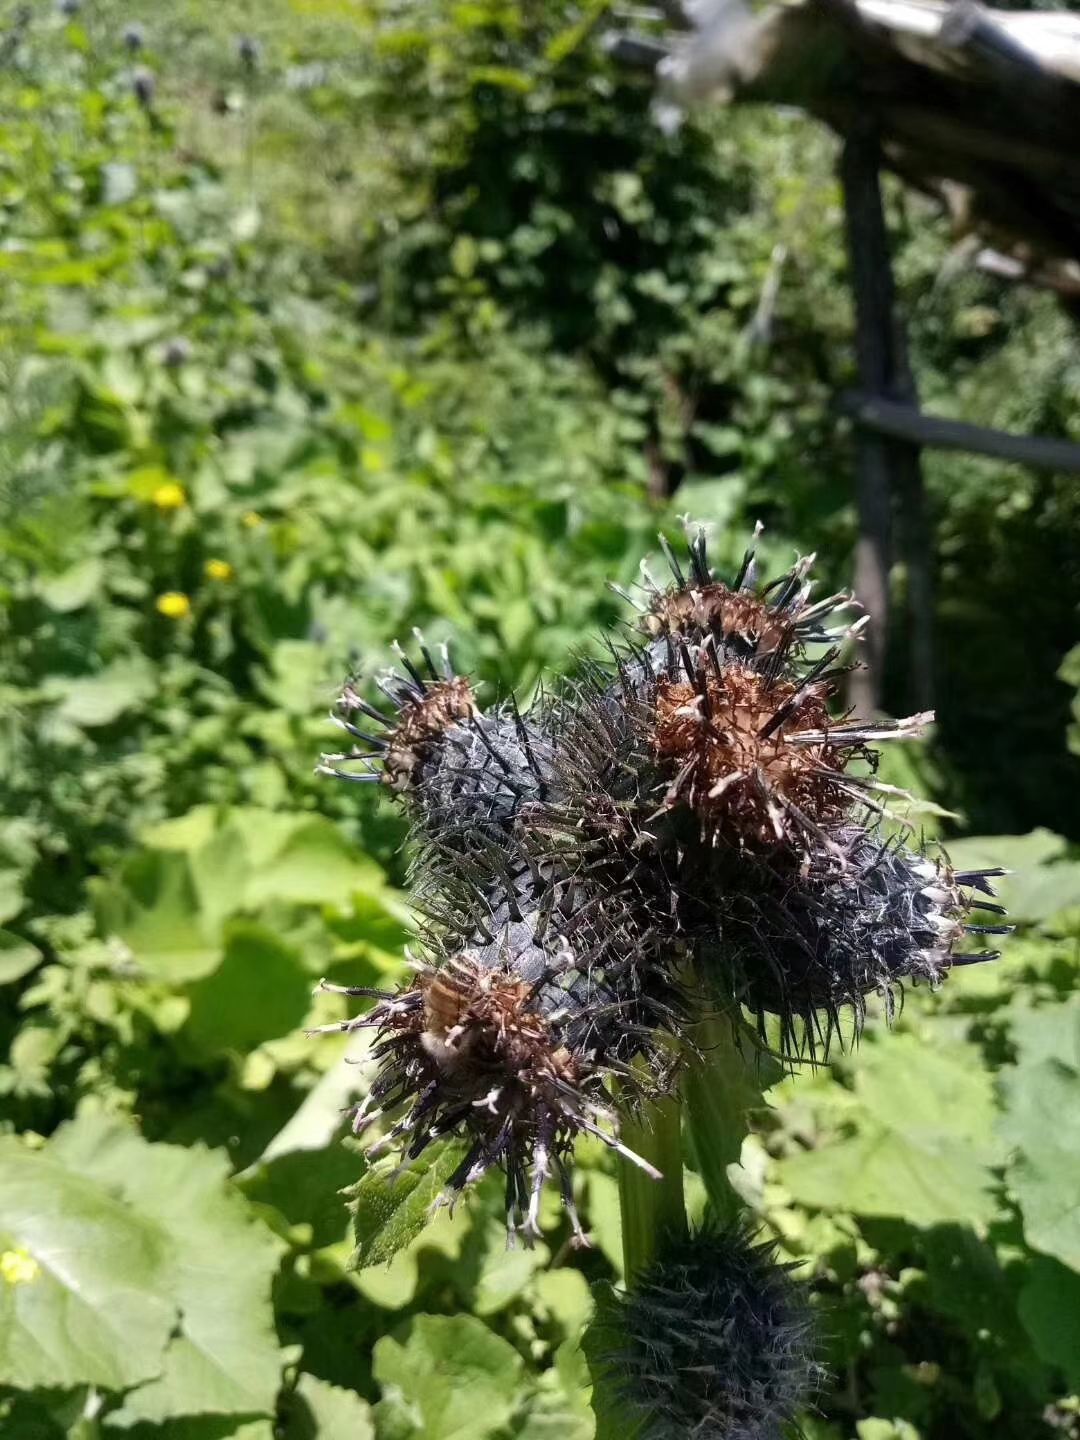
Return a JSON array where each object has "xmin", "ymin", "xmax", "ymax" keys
[
  {"xmin": 616, "ymin": 1090, "xmax": 687, "ymax": 1281},
  {"xmin": 682, "ymin": 1012, "xmax": 766, "ymax": 1225}
]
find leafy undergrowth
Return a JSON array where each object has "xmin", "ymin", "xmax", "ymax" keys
[{"xmin": 1, "ymin": 3, "xmax": 1080, "ymax": 1438}]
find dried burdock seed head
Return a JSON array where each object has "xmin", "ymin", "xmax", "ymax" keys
[
  {"xmin": 651, "ymin": 639, "xmax": 930, "ymax": 854},
  {"xmin": 382, "ymin": 675, "xmax": 479, "ymax": 791},
  {"xmin": 617, "ymin": 523, "xmax": 857, "ymax": 674},
  {"xmin": 318, "ymin": 634, "xmax": 552, "ymax": 844},
  {"xmin": 711, "ymin": 826, "xmax": 1011, "ymax": 1059},
  {"xmin": 593, "ymin": 1223, "xmax": 819, "ymax": 1440},
  {"xmin": 311, "ymin": 852, "xmax": 683, "ymax": 1238}
]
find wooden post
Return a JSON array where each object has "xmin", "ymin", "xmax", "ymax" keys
[{"xmin": 839, "ymin": 129, "xmax": 933, "ymax": 714}]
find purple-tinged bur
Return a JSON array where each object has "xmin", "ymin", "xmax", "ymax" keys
[
  {"xmin": 122, "ymin": 23, "xmax": 145, "ymax": 53},
  {"xmin": 591, "ymin": 1224, "xmax": 820, "ymax": 1440}
]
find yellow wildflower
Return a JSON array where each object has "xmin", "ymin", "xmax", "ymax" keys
[
  {"xmin": 156, "ymin": 591, "xmax": 191, "ymax": 620},
  {"xmin": 241, "ymin": 510, "xmax": 263, "ymax": 529},
  {"xmin": 204, "ymin": 558, "xmax": 234, "ymax": 582},
  {"xmin": 1, "ymin": 1247, "xmax": 40, "ymax": 1286},
  {"xmin": 152, "ymin": 481, "xmax": 187, "ymax": 511}
]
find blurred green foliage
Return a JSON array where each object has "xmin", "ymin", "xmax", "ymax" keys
[{"xmin": 1, "ymin": 1, "xmax": 1079, "ymax": 1437}]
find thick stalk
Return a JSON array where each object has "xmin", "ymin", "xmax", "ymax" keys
[
  {"xmin": 616, "ymin": 1091, "xmax": 686, "ymax": 1280},
  {"xmin": 682, "ymin": 1012, "xmax": 765, "ymax": 1224}
]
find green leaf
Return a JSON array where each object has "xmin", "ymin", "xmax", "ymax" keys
[
  {"xmin": 372, "ymin": 1314, "xmax": 523, "ymax": 1440},
  {"xmin": 471, "ymin": 1216, "xmax": 548, "ymax": 1316},
  {"xmin": 0, "ymin": 870, "xmax": 25, "ymax": 925},
  {"xmin": 1018, "ymin": 1254, "xmax": 1080, "ymax": 1389},
  {"xmin": 92, "ymin": 850, "xmax": 221, "ymax": 984},
  {"xmin": 0, "ymin": 1137, "xmax": 176, "ymax": 1392},
  {"xmin": 255, "ymin": 1035, "xmax": 374, "ymax": 1164},
  {"xmin": 347, "ymin": 1142, "xmax": 469, "ymax": 1270},
  {"xmin": 283, "ymin": 1373, "xmax": 376, "ymax": 1440},
  {"xmin": 37, "ymin": 557, "xmax": 104, "ymax": 612},
  {"xmin": 945, "ymin": 830, "xmax": 1080, "ymax": 926},
  {"xmin": 51, "ymin": 657, "xmax": 155, "ymax": 729},
  {"xmin": 184, "ymin": 922, "xmax": 311, "ymax": 1055},
  {"xmin": 999, "ymin": 1053, "xmax": 1080, "ymax": 1271},
  {"xmin": 241, "ymin": 816, "xmax": 381, "ymax": 911},
  {"xmin": 776, "ymin": 1035, "xmax": 1003, "ymax": 1228},
  {"xmin": 0, "ymin": 930, "xmax": 41, "ymax": 985},
  {"xmin": 49, "ymin": 1116, "xmax": 285, "ymax": 1422}
]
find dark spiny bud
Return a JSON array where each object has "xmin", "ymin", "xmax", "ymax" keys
[
  {"xmin": 594, "ymin": 1224, "xmax": 819, "ymax": 1440},
  {"xmin": 319, "ymin": 636, "xmax": 552, "ymax": 845},
  {"xmin": 122, "ymin": 23, "xmax": 145, "ymax": 52},
  {"xmin": 709, "ymin": 827, "xmax": 1010, "ymax": 1058},
  {"xmin": 310, "ymin": 845, "xmax": 682, "ymax": 1238},
  {"xmin": 57, "ymin": 0, "xmax": 81, "ymax": 16},
  {"xmin": 237, "ymin": 34, "xmax": 261, "ymax": 70},
  {"xmin": 132, "ymin": 66, "xmax": 156, "ymax": 108},
  {"xmin": 161, "ymin": 337, "xmax": 191, "ymax": 369}
]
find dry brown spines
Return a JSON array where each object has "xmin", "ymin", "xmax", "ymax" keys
[
  {"xmin": 644, "ymin": 580, "xmax": 797, "ymax": 656},
  {"xmin": 653, "ymin": 664, "xmax": 855, "ymax": 850},
  {"xmin": 384, "ymin": 676, "xmax": 479, "ymax": 791},
  {"xmin": 380, "ymin": 955, "xmax": 581, "ymax": 1095}
]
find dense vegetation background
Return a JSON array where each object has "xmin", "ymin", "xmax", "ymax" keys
[{"xmin": 1, "ymin": 2, "xmax": 1080, "ymax": 1437}]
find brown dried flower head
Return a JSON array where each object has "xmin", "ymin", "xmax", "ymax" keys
[
  {"xmin": 653, "ymin": 659, "xmax": 850, "ymax": 849},
  {"xmin": 382, "ymin": 675, "xmax": 479, "ymax": 791}
]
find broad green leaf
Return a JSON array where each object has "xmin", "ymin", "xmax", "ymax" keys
[
  {"xmin": 372, "ymin": 1314, "xmax": 523, "ymax": 1440},
  {"xmin": 187, "ymin": 822, "xmax": 255, "ymax": 930},
  {"xmin": 779, "ymin": 1128, "xmax": 999, "ymax": 1229},
  {"xmin": 999, "ymin": 1054, "xmax": 1080, "ymax": 1271},
  {"xmin": 51, "ymin": 657, "xmax": 155, "ymax": 729},
  {"xmin": 37, "ymin": 556, "xmax": 104, "ymax": 612},
  {"xmin": 854, "ymin": 1034, "xmax": 1002, "ymax": 1151},
  {"xmin": 1010, "ymin": 995, "xmax": 1080, "ymax": 1071},
  {"xmin": 242, "ymin": 817, "xmax": 382, "ymax": 911},
  {"xmin": 50, "ymin": 1117, "xmax": 285, "ymax": 1422},
  {"xmin": 92, "ymin": 850, "xmax": 221, "ymax": 984},
  {"xmin": 284, "ymin": 1373, "xmax": 376, "ymax": 1440},
  {"xmin": 1017, "ymin": 1254, "xmax": 1080, "ymax": 1389},
  {"xmin": 244, "ymin": 1145, "xmax": 360, "ymax": 1250},
  {"xmin": 0, "ymin": 870, "xmax": 25, "ymax": 925},
  {"xmin": 184, "ymin": 922, "xmax": 311, "ymax": 1055},
  {"xmin": 141, "ymin": 807, "xmax": 221, "ymax": 853},
  {"xmin": 471, "ymin": 1217, "xmax": 549, "ymax": 1316},
  {"xmin": 255, "ymin": 1034, "xmax": 375, "ymax": 1164},
  {"xmin": 0, "ymin": 930, "xmax": 40, "ymax": 985},
  {"xmin": 776, "ymin": 1035, "xmax": 1003, "ymax": 1227},
  {"xmin": 945, "ymin": 830, "xmax": 1080, "ymax": 926},
  {"xmin": 0, "ymin": 1137, "xmax": 176, "ymax": 1392},
  {"xmin": 347, "ymin": 1142, "xmax": 469, "ymax": 1270}
]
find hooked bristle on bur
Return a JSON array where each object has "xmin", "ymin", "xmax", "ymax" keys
[
  {"xmin": 318, "ymin": 524, "xmax": 1008, "ymax": 1214},
  {"xmin": 593, "ymin": 1223, "xmax": 820, "ymax": 1440},
  {"xmin": 313, "ymin": 843, "xmax": 683, "ymax": 1237},
  {"xmin": 708, "ymin": 826, "xmax": 1011, "ymax": 1060},
  {"xmin": 318, "ymin": 634, "xmax": 552, "ymax": 846}
]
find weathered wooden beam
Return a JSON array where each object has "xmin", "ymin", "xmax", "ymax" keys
[
  {"xmin": 839, "ymin": 128, "xmax": 908, "ymax": 717},
  {"xmin": 842, "ymin": 393, "xmax": 1080, "ymax": 473}
]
